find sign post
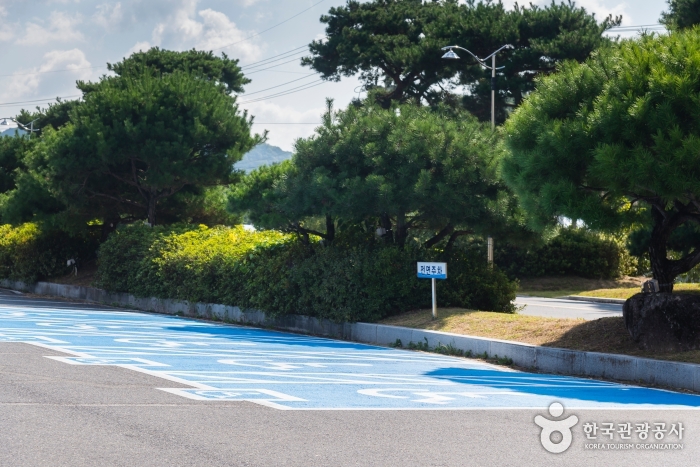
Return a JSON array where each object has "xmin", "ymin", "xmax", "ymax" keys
[{"xmin": 417, "ymin": 262, "xmax": 447, "ymax": 319}]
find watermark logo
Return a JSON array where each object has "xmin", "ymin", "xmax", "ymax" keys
[{"xmin": 535, "ymin": 402, "xmax": 579, "ymax": 454}]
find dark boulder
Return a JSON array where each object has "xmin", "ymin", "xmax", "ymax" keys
[{"xmin": 623, "ymin": 292, "xmax": 700, "ymax": 351}]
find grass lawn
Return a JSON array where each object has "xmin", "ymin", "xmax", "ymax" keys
[
  {"xmin": 517, "ymin": 275, "xmax": 700, "ymax": 299},
  {"xmin": 380, "ymin": 308, "xmax": 700, "ymax": 364},
  {"xmin": 517, "ymin": 275, "xmax": 641, "ymax": 298},
  {"xmin": 579, "ymin": 283, "xmax": 700, "ymax": 300}
]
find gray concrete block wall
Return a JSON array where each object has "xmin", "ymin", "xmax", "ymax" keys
[
  {"xmin": 376, "ymin": 324, "xmax": 413, "ymax": 347},
  {"xmin": 2, "ymin": 279, "xmax": 700, "ymax": 392},
  {"xmin": 490, "ymin": 340, "xmax": 535, "ymax": 367},
  {"xmin": 412, "ymin": 329, "xmax": 449, "ymax": 349},
  {"xmin": 458, "ymin": 335, "xmax": 491, "ymax": 358},
  {"xmin": 536, "ymin": 347, "xmax": 585, "ymax": 376},
  {"xmin": 584, "ymin": 352, "xmax": 637, "ymax": 381},
  {"xmin": 353, "ymin": 323, "xmax": 377, "ymax": 345},
  {"xmin": 636, "ymin": 359, "xmax": 695, "ymax": 390}
]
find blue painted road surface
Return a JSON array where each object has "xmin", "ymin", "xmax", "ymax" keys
[{"xmin": 1, "ymin": 295, "xmax": 699, "ymax": 411}]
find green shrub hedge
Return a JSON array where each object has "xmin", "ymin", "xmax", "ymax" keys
[
  {"xmin": 0, "ymin": 223, "xmax": 99, "ymax": 283},
  {"xmin": 96, "ymin": 224, "xmax": 517, "ymax": 322},
  {"xmin": 494, "ymin": 228, "xmax": 622, "ymax": 279}
]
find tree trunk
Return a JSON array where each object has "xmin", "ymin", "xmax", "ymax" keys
[
  {"xmin": 380, "ymin": 213, "xmax": 394, "ymax": 244},
  {"xmin": 649, "ymin": 206, "xmax": 676, "ymax": 293},
  {"xmin": 445, "ymin": 230, "xmax": 472, "ymax": 251},
  {"xmin": 325, "ymin": 215, "xmax": 335, "ymax": 242},
  {"xmin": 648, "ymin": 206, "xmax": 700, "ymax": 293},
  {"xmin": 100, "ymin": 215, "xmax": 120, "ymax": 242},
  {"xmin": 649, "ymin": 240, "xmax": 675, "ymax": 293},
  {"xmin": 147, "ymin": 193, "xmax": 157, "ymax": 226},
  {"xmin": 395, "ymin": 212, "xmax": 408, "ymax": 248}
]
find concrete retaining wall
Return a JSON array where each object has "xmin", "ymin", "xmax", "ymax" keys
[{"xmin": 3, "ymin": 279, "xmax": 699, "ymax": 392}]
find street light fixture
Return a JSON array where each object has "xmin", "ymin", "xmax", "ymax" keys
[
  {"xmin": 0, "ymin": 117, "xmax": 39, "ymax": 134},
  {"xmin": 441, "ymin": 44, "xmax": 513, "ymax": 130},
  {"xmin": 441, "ymin": 44, "xmax": 513, "ymax": 265}
]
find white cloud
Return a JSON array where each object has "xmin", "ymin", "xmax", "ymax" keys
[
  {"xmin": 241, "ymin": 100, "xmax": 324, "ymax": 152},
  {"xmin": 575, "ymin": 0, "xmax": 630, "ymax": 24},
  {"xmin": 130, "ymin": 0, "xmax": 263, "ymax": 61},
  {"xmin": 40, "ymin": 48, "xmax": 92, "ymax": 75},
  {"xmin": 0, "ymin": 6, "xmax": 16, "ymax": 42},
  {"xmin": 16, "ymin": 11, "xmax": 84, "ymax": 46},
  {"xmin": 125, "ymin": 40, "xmax": 152, "ymax": 57},
  {"xmin": 195, "ymin": 8, "xmax": 256, "ymax": 55},
  {"xmin": 0, "ymin": 48, "xmax": 91, "ymax": 102},
  {"xmin": 93, "ymin": 2, "xmax": 124, "ymax": 32},
  {"xmin": 172, "ymin": 0, "xmax": 204, "ymax": 39},
  {"xmin": 498, "ymin": 0, "xmax": 630, "ymax": 24}
]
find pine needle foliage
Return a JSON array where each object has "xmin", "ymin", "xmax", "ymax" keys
[{"xmin": 502, "ymin": 29, "xmax": 700, "ymax": 291}]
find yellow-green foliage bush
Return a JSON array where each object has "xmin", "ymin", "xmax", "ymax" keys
[
  {"xmin": 95, "ymin": 224, "xmax": 294, "ymax": 301},
  {"xmin": 0, "ymin": 223, "xmax": 99, "ymax": 283},
  {"xmin": 96, "ymin": 224, "xmax": 517, "ymax": 322},
  {"xmin": 142, "ymin": 225, "xmax": 293, "ymax": 302}
]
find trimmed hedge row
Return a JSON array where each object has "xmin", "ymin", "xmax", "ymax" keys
[
  {"xmin": 95, "ymin": 224, "xmax": 517, "ymax": 322},
  {"xmin": 0, "ymin": 223, "xmax": 99, "ymax": 283},
  {"xmin": 495, "ymin": 228, "xmax": 622, "ymax": 279}
]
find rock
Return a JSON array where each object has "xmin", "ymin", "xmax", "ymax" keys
[{"xmin": 623, "ymin": 293, "xmax": 700, "ymax": 351}]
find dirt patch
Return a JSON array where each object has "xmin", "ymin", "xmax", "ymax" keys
[
  {"xmin": 51, "ymin": 260, "xmax": 98, "ymax": 287},
  {"xmin": 380, "ymin": 308, "xmax": 700, "ymax": 364}
]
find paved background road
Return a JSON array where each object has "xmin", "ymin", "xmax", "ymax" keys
[
  {"xmin": 1, "ymin": 290, "xmax": 697, "ymax": 467},
  {"xmin": 515, "ymin": 296, "xmax": 623, "ymax": 320}
]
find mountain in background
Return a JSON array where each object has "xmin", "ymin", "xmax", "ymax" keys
[
  {"xmin": 235, "ymin": 143, "xmax": 292, "ymax": 173},
  {"xmin": 0, "ymin": 119, "xmax": 28, "ymax": 138}
]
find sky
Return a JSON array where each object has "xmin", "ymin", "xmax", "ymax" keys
[{"xmin": 0, "ymin": 0, "xmax": 670, "ymax": 151}]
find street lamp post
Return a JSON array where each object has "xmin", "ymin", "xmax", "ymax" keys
[{"xmin": 441, "ymin": 44, "xmax": 513, "ymax": 264}]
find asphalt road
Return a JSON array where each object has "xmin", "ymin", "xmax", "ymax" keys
[
  {"xmin": 515, "ymin": 296, "xmax": 623, "ymax": 320},
  {"xmin": 1, "ymin": 290, "xmax": 698, "ymax": 467}
]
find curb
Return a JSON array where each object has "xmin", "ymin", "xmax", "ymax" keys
[
  {"xmin": 2, "ymin": 279, "xmax": 697, "ymax": 392},
  {"xmin": 561, "ymin": 295, "xmax": 627, "ymax": 305}
]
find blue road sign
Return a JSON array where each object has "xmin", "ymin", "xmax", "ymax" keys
[
  {"xmin": 1, "ymin": 300, "xmax": 700, "ymax": 410},
  {"xmin": 417, "ymin": 262, "xmax": 447, "ymax": 280}
]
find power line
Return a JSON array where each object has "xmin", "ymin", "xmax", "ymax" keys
[
  {"xmin": 0, "ymin": 66, "xmax": 106, "ymax": 78},
  {"xmin": 212, "ymin": 0, "xmax": 327, "ymax": 51},
  {"xmin": 607, "ymin": 23, "xmax": 666, "ymax": 32},
  {"xmin": 0, "ymin": 57, "xmax": 315, "ymax": 108},
  {"xmin": 241, "ymin": 80, "xmax": 324, "ymax": 103},
  {"xmin": 244, "ymin": 57, "xmax": 308, "ymax": 75},
  {"xmin": 242, "ymin": 50, "xmax": 308, "ymax": 71},
  {"xmin": 240, "ymin": 45, "xmax": 309, "ymax": 68},
  {"xmin": 0, "ymin": 95, "xmax": 80, "ymax": 107},
  {"xmin": 242, "ymin": 73, "xmax": 319, "ymax": 96},
  {"xmin": 610, "ymin": 27, "xmax": 666, "ymax": 31},
  {"xmin": 262, "ymin": 70, "xmax": 314, "ymax": 75},
  {"xmin": 252, "ymin": 122, "xmax": 321, "ymax": 124},
  {"xmin": 239, "ymin": 80, "xmax": 326, "ymax": 104},
  {"xmin": 0, "ymin": 48, "xmax": 308, "ymax": 82},
  {"xmin": 609, "ymin": 23, "xmax": 663, "ymax": 28}
]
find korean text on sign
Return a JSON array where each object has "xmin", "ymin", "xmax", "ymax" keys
[{"xmin": 417, "ymin": 262, "xmax": 447, "ymax": 279}]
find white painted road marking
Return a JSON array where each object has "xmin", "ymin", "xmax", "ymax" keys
[{"xmin": 0, "ymin": 298, "xmax": 699, "ymax": 410}]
